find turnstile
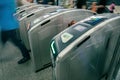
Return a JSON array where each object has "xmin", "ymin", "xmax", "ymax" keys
[
  {"xmin": 17, "ymin": 5, "xmax": 53, "ymax": 20},
  {"xmin": 28, "ymin": 9, "xmax": 96, "ymax": 72},
  {"xmin": 16, "ymin": 3, "xmax": 37, "ymax": 12},
  {"xmin": 19, "ymin": 6, "xmax": 60, "ymax": 50},
  {"xmin": 15, "ymin": 4, "xmax": 47, "ymax": 18},
  {"xmin": 50, "ymin": 13, "xmax": 120, "ymax": 80}
]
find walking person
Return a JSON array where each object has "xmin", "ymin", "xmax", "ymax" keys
[
  {"xmin": 17, "ymin": 0, "xmax": 33, "ymax": 6},
  {"xmin": 0, "ymin": 0, "xmax": 30, "ymax": 64},
  {"xmin": 109, "ymin": 2, "xmax": 116, "ymax": 13},
  {"xmin": 91, "ymin": 2, "xmax": 104, "ymax": 13},
  {"xmin": 76, "ymin": 0, "xmax": 86, "ymax": 9}
]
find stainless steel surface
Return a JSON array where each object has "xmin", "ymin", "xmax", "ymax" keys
[
  {"xmin": 19, "ymin": 6, "xmax": 60, "ymax": 50},
  {"xmin": 16, "ymin": 3, "xmax": 37, "ymax": 12},
  {"xmin": 28, "ymin": 9, "xmax": 95, "ymax": 72},
  {"xmin": 15, "ymin": 4, "xmax": 45, "ymax": 18},
  {"xmin": 51, "ymin": 14, "xmax": 120, "ymax": 80}
]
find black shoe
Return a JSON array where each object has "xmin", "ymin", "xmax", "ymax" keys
[{"xmin": 18, "ymin": 57, "xmax": 30, "ymax": 64}]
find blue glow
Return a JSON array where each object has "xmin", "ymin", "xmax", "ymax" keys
[{"xmin": 51, "ymin": 41, "xmax": 56, "ymax": 54}]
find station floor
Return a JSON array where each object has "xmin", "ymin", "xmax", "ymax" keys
[{"xmin": 0, "ymin": 41, "xmax": 52, "ymax": 80}]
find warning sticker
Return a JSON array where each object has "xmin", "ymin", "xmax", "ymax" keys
[{"xmin": 61, "ymin": 32, "xmax": 73, "ymax": 43}]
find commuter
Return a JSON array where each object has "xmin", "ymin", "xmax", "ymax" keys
[
  {"xmin": 16, "ymin": 0, "xmax": 33, "ymax": 6},
  {"xmin": 21, "ymin": 0, "xmax": 33, "ymax": 5},
  {"xmin": 109, "ymin": 2, "xmax": 115, "ymax": 13},
  {"xmin": 36, "ymin": 0, "xmax": 43, "ymax": 4},
  {"xmin": 0, "ymin": 0, "xmax": 30, "ymax": 64},
  {"xmin": 76, "ymin": 0, "xmax": 86, "ymax": 9},
  {"xmin": 91, "ymin": 2, "xmax": 104, "ymax": 13},
  {"xmin": 68, "ymin": 20, "xmax": 76, "ymax": 27},
  {"xmin": 0, "ymin": 26, "xmax": 2, "ymax": 49},
  {"xmin": 16, "ymin": 0, "xmax": 23, "ymax": 6},
  {"xmin": 97, "ymin": 0, "xmax": 107, "ymax": 14},
  {"xmin": 42, "ymin": 0, "xmax": 54, "ymax": 5},
  {"xmin": 27, "ymin": 0, "xmax": 33, "ymax": 3}
]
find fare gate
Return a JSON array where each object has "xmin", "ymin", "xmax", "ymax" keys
[
  {"xmin": 17, "ymin": 5, "xmax": 53, "ymax": 20},
  {"xmin": 50, "ymin": 14, "xmax": 120, "ymax": 80},
  {"xmin": 19, "ymin": 6, "xmax": 61, "ymax": 50},
  {"xmin": 15, "ymin": 4, "xmax": 48, "ymax": 19},
  {"xmin": 16, "ymin": 3, "xmax": 37, "ymax": 12},
  {"xmin": 28, "ymin": 9, "xmax": 96, "ymax": 72}
]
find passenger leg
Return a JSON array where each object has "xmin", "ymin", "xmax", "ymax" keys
[
  {"xmin": 1, "ymin": 31, "xmax": 10, "ymax": 44},
  {"xmin": 8, "ymin": 29, "xmax": 30, "ymax": 64}
]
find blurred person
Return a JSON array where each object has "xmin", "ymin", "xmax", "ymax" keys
[
  {"xmin": 27, "ymin": 0, "xmax": 33, "ymax": 3},
  {"xmin": 21, "ymin": 0, "xmax": 33, "ymax": 5},
  {"xmin": 16, "ymin": 0, "xmax": 23, "ymax": 6},
  {"xmin": 42, "ymin": 0, "xmax": 54, "ymax": 5},
  {"xmin": 36, "ymin": 0, "xmax": 43, "ymax": 4},
  {"xmin": 97, "ymin": 0, "xmax": 108, "ymax": 13},
  {"xmin": 0, "ymin": 26, "xmax": 2, "ymax": 49},
  {"xmin": 91, "ymin": 2, "xmax": 104, "ymax": 13},
  {"xmin": 109, "ymin": 2, "xmax": 115, "ymax": 13},
  {"xmin": 16, "ymin": 0, "xmax": 33, "ymax": 6},
  {"xmin": 68, "ymin": 20, "xmax": 76, "ymax": 27},
  {"xmin": 48, "ymin": 0, "xmax": 55, "ymax": 5},
  {"xmin": 0, "ymin": 0, "xmax": 30, "ymax": 64},
  {"xmin": 76, "ymin": 0, "xmax": 86, "ymax": 9}
]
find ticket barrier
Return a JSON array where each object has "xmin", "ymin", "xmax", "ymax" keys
[
  {"xmin": 16, "ymin": 3, "xmax": 37, "ymax": 12},
  {"xmin": 19, "ymin": 6, "xmax": 60, "ymax": 50},
  {"xmin": 28, "ymin": 9, "xmax": 96, "ymax": 72},
  {"xmin": 15, "ymin": 4, "xmax": 47, "ymax": 18},
  {"xmin": 17, "ymin": 5, "xmax": 53, "ymax": 20},
  {"xmin": 50, "ymin": 13, "xmax": 120, "ymax": 80},
  {"xmin": 15, "ymin": 5, "xmax": 46, "ymax": 44}
]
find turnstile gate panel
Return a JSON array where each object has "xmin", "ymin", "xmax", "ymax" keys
[
  {"xmin": 16, "ymin": 3, "xmax": 37, "ymax": 12},
  {"xmin": 28, "ymin": 9, "xmax": 95, "ymax": 72},
  {"xmin": 50, "ymin": 14, "xmax": 120, "ymax": 80},
  {"xmin": 19, "ymin": 6, "xmax": 60, "ymax": 50},
  {"xmin": 15, "ymin": 4, "xmax": 50, "ymax": 19},
  {"xmin": 18, "ymin": 6, "xmax": 44, "ymax": 20},
  {"xmin": 18, "ymin": 5, "xmax": 53, "ymax": 20}
]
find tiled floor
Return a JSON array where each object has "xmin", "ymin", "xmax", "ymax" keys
[{"xmin": 0, "ymin": 41, "xmax": 52, "ymax": 80}]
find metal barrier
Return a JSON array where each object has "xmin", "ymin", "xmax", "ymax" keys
[
  {"xmin": 50, "ymin": 13, "xmax": 120, "ymax": 80},
  {"xmin": 19, "ymin": 6, "xmax": 60, "ymax": 50},
  {"xmin": 17, "ymin": 5, "xmax": 52, "ymax": 20},
  {"xmin": 16, "ymin": 3, "xmax": 37, "ymax": 12},
  {"xmin": 28, "ymin": 9, "xmax": 95, "ymax": 72},
  {"xmin": 15, "ymin": 4, "xmax": 47, "ymax": 19}
]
